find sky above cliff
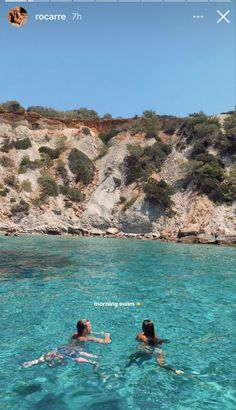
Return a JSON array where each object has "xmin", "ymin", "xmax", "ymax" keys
[{"xmin": 0, "ymin": 3, "xmax": 235, "ymax": 117}]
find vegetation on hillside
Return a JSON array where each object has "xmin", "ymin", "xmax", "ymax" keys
[
  {"xmin": 0, "ymin": 100, "xmax": 24, "ymax": 113},
  {"xmin": 122, "ymin": 110, "xmax": 161, "ymax": 139},
  {"xmin": 21, "ymin": 179, "xmax": 32, "ymax": 192},
  {"xmin": 0, "ymin": 104, "xmax": 235, "ymax": 220},
  {"xmin": 27, "ymin": 106, "xmax": 100, "ymax": 120},
  {"xmin": 0, "ymin": 100, "xmax": 101, "ymax": 120},
  {"xmin": 19, "ymin": 156, "xmax": 39, "ymax": 172},
  {"xmin": 125, "ymin": 141, "xmax": 172, "ymax": 185},
  {"xmin": 179, "ymin": 112, "xmax": 236, "ymax": 203},
  {"xmin": 68, "ymin": 148, "xmax": 95, "ymax": 185},
  {"xmin": 0, "ymin": 137, "xmax": 12, "ymax": 153},
  {"xmin": 10, "ymin": 199, "xmax": 30, "ymax": 217},
  {"xmin": 56, "ymin": 159, "xmax": 68, "ymax": 180},
  {"xmin": 4, "ymin": 174, "xmax": 17, "ymax": 188},
  {"xmin": 38, "ymin": 171, "xmax": 58, "ymax": 198},
  {"xmin": 0, "ymin": 183, "xmax": 9, "ymax": 197},
  {"xmin": 38, "ymin": 146, "xmax": 61, "ymax": 160},
  {"xmin": 59, "ymin": 185, "xmax": 84, "ymax": 202},
  {"xmin": 221, "ymin": 112, "xmax": 236, "ymax": 157},
  {"xmin": 179, "ymin": 112, "xmax": 221, "ymax": 146},
  {"xmin": 0, "ymin": 155, "xmax": 14, "ymax": 168},
  {"xmin": 14, "ymin": 137, "xmax": 32, "ymax": 150},
  {"xmin": 144, "ymin": 179, "xmax": 175, "ymax": 209}
]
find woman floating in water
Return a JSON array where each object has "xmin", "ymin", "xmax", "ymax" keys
[
  {"xmin": 22, "ymin": 318, "xmax": 110, "ymax": 369},
  {"xmin": 71, "ymin": 319, "xmax": 111, "ymax": 344},
  {"xmin": 126, "ymin": 320, "xmax": 184, "ymax": 375}
]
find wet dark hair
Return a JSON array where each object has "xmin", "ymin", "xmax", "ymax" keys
[
  {"xmin": 76, "ymin": 320, "xmax": 87, "ymax": 336},
  {"xmin": 142, "ymin": 320, "xmax": 159, "ymax": 346}
]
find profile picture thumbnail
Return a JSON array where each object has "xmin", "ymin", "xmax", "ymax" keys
[{"xmin": 8, "ymin": 6, "xmax": 28, "ymax": 27}]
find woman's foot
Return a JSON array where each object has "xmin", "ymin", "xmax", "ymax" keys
[
  {"xmin": 175, "ymin": 369, "xmax": 184, "ymax": 375},
  {"xmin": 22, "ymin": 362, "xmax": 32, "ymax": 368}
]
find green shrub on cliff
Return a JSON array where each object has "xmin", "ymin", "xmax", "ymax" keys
[
  {"xmin": 194, "ymin": 153, "xmax": 223, "ymax": 167},
  {"xmin": 0, "ymin": 100, "xmax": 24, "ymax": 113},
  {"xmin": 67, "ymin": 187, "xmax": 83, "ymax": 202},
  {"xmin": 27, "ymin": 106, "xmax": 100, "ymax": 120},
  {"xmin": 4, "ymin": 174, "xmax": 16, "ymax": 187},
  {"xmin": 59, "ymin": 185, "xmax": 84, "ymax": 202},
  {"xmin": 222, "ymin": 166, "xmax": 236, "ymax": 202},
  {"xmin": 56, "ymin": 159, "xmax": 68, "ymax": 179},
  {"xmin": 128, "ymin": 111, "xmax": 160, "ymax": 138},
  {"xmin": 219, "ymin": 113, "xmax": 236, "ymax": 157},
  {"xmin": 75, "ymin": 108, "xmax": 99, "ymax": 121},
  {"xmin": 38, "ymin": 171, "xmax": 58, "ymax": 197},
  {"xmin": 190, "ymin": 142, "xmax": 206, "ymax": 157},
  {"xmin": 82, "ymin": 127, "xmax": 91, "ymax": 136},
  {"xmin": 143, "ymin": 141, "xmax": 172, "ymax": 167},
  {"xmin": 19, "ymin": 155, "xmax": 43, "ymax": 171},
  {"xmin": 21, "ymin": 179, "xmax": 32, "ymax": 192},
  {"xmin": 194, "ymin": 162, "xmax": 224, "ymax": 187},
  {"xmin": 0, "ymin": 155, "xmax": 14, "ymax": 168},
  {"xmin": 125, "ymin": 145, "xmax": 148, "ymax": 184},
  {"xmin": 27, "ymin": 106, "xmax": 61, "ymax": 117},
  {"xmin": 142, "ymin": 110, "xmax": 160, "ymax": 139},
  {"xmin": 14, "ymin": 137, "xmax": 32, "ymax": 150},
  {"xmin": 0, "ymin": 185, "xmax": 9, "ymax": 196},
  {"xmin": 125, "ymin": 141, "xmax": 172, "ymax": 185},
  {"xmin": 144, "ymin": 179, "xmax": 175, "ymax": 209},
  {"xmin": 0, "ymin": 137, "xmax": 13, "ymax": 153},
  {"xmin": 102, "ymin": 113, "xmax": 113, "ymax": 120},
  {"xmin": 194, "ymin": 121, "xmax": 221, "ymax": 146},
  {"xmin": 188, "ymin": 153, "xmax": 235, "ymax": 203},
  {"xmin": 180, "ymin": 112, "xmax": 221, "ymax": 147},
  {"xmin": 68, "ymin": 148, "xmax": 94, "ymax": 185},
  {"xmin": 31, "ymin": 197, "xmax": 45, "ymax": 207},
  {"xmin": 163, "ymin": 116, "xmax": 181, "ymax": 135},
  {"xmin": 186, "ymin": 136, "xmax": 236, "ymax": 203},
  {"xmin": 11, "ymin": 199, "xmax": 29, "ymax": 215},
  {"xmin": 39, "ymin": 146, "xmax": 61, "ymax": 160}
]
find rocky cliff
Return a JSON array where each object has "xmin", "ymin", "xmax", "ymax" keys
[{"xmin": 0, "ymin": 109, "xmax": 235, "ymax": 245}]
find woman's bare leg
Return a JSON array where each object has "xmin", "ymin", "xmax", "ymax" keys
[
  {"xmin": 80, "ymin": 352, "xmax": 98, "ymax": 358},
  {"xmin": 22, "ymin": 355, "xmax": 45, "ymax": 368},
  {"xmin": 156, "ymin": 351, "xmax": 184, "ymax": 375},
  {"xmin": 74, "ymin": 357, "xmax": 97, "ymax": 365}
]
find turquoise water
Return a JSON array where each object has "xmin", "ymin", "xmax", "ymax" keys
[{"xmin": 0, "ymin": 236, "xmax": 235, "ymax": 410}]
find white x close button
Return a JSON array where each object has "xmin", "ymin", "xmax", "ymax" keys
[{"xmin": 217, "ymin": 10, "xmax": 230, "ymax": 24}]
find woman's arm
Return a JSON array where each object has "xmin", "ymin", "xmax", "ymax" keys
[
  {"xmin": 87, "ymin": 332, "xmax": 111, "ymax": 344},
  {"xmin": 136, "ymin": 333, "xmax": 147, "ymax": 343}
]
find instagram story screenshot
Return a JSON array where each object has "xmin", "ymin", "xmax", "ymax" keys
[{"xmin": 0, "ymin": 1, "xmax": 235, "ymax": 409}]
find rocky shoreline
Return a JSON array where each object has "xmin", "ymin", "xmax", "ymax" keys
[{"xmin": 1, "ymin": 225, "xmax": 235, "ymax": 246}]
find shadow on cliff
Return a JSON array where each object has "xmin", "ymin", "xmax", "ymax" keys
[{"xmin": 117, "ymin": 199, "xmax": 166, "ymax": 234}]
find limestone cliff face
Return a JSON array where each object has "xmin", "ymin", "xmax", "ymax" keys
[{"xmin": 0, "ymin": 111, "xmax": 235, "ymax": 244}]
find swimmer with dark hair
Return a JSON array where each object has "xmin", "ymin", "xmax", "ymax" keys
[
  {"xmin": 126, "ymin": 320, "xmax": 184, "ymax": 375},
  {"xmin": 71, "ymin": 319, "xmax": 111, "ymax": 344}
]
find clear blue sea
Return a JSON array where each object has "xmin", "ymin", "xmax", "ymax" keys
[{"xmin": 0, "ymin": 236, "xmax": 235, "ymax": 410}]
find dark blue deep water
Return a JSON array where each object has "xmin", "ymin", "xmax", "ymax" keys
[{"xmin": 0, "ymin": 236, "xmax": 235, "ymax": 410}]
